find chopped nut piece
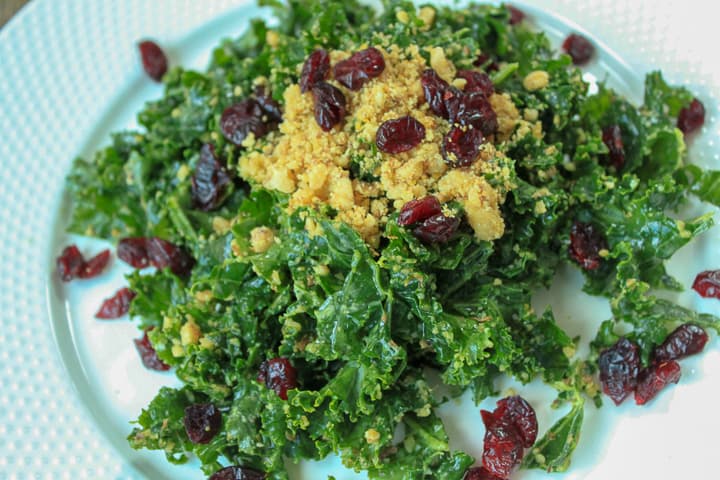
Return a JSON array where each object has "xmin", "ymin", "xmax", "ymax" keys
[
  {"xmin": 250, "ymin": 226, "xmax": 275, "ymax": 253},
  {"xmin": 265, "ymin": 30, "xmax": 280, "ymax": 48},
  {"xmin": 418, "ymin": 6, "xmax": 436, "ymax": 30},
  {"xmin": 212, "ymin": 216, "xmax": 232, "ymax": 235},
  {"xmin": 180, "ymin": 320, "xmax": 201, "ymax": 346},
  {"xmin": 364, "ymin": 428, "xmax": 381, "ymax": 443},
  {"xmin": 428, "ymin": 46, "xmax": 456, "ymax": 83},
  {"xmin": 395, "ymin": 10, "xmax": 410, "ymax": 24}
]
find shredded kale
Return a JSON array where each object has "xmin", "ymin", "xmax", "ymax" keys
[{"xmin": 65, "ymin": 1, "xmax": 718, "ymax": 478}]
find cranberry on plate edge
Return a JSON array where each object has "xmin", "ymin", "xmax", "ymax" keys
[
  {"xmin": 138, "ymin": 40, "xmax": 168, "ymax": 81},
  {"xmin": 56, "ymin": 245, "xmax": 111, "ymax": 281}
]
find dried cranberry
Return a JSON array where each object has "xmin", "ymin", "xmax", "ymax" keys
[
  {"xmin": 376, "ymin": 116, "xmax": 426, "ymax": 154},
  {"xmin": 95, "ymin": 287, "xmax": 136, "ymax": 319},
  {"xmin": 134, "ymin": 328, "xmax": 170, "ymax": 371},
  {"xmin": 653, "ymin": 324, "xmax": 708, "ymax": 363},
  {"xmin": 598, "ymin": 337, "xmax": 640, "ymax": 405},
  {"xmin": 78, "ymin": 249, "xmax": 111, "ymax": 279},
  {"xmin": 445, "ymin": 90, "xmax": 498, "ymax": 135},
  {"xmin": 481, "ymin": 417, "xmax": 524, "ymax": 478},
  {"xmin": 138, "ymin": 40, "xmax": 168, "ymax": 81},
  {"xmin": 146, "ymin": 238, "xmax": 195, "ymax": 277},
  {"xmin": 311, "ymin": 82, "xmax": 347, "ymax": 131},
  {"xmin": 693, "ymin": 269, "xmax": 720, "ymax": 299},
  {"xmin": 398, "ymin": 196, "xmax": 442, "ymax": 226},
  {"xmin": 220, "ymin": 99, "xmax": 269, "ymax": 146},
  {"xmin": 57, "ymin": 246, "xmax": 111, "ymax": 281},
  {"xmin": 192, "ymin": 144, "xmax": 232, "ymax": 211},
  {"xmin": 474, "ymin": 53, "xmax": 499, "ymax": 72},
  {"xmin": 568, "ymin": 222, "xmax": 607, "ymax": 270},
  {"xmin": 209, "ymin": 466, "xmax": 265, "ymax": 480},
  {"xmin": 254, "ymin": 86, "xmax": 283, "ymax": 123},
  {"xmin": 333, "ymin": 47, "xmax": 385, "ymax": 90},
  {"xmin": 442, "ymin": 126, "xmax": 485, "ymax": 167},
  {"xmin": 493, "ymin": 396, "xmax": 538, "ymax": 448},
  {"xmin": 117, "ymin": 238, "xmax": 150, "ymax": 269},
  {"xmin": 677, "ymin": 98, "xmax": 706, "ymax": 135},
  {"xmin": 464, "ymin": 466, "xmax": 505, "ymax": 480},
  {"xmin": 479, "ymin": 396, "xmax": 536, "ymax": 478},
  {"xmin": 634, "ymin": 360, "xmax": 682, "ymax": 405},
  {"xmin": 184, "ymin": 403, "xmax": 222, "ymax": 444},
  {"xmin": 257, "ymin": 358, "xmax": 297, "ymax": 400},
  {"xmin": 456, "ymin": 70, "xmax": 494, "ymax": 96},
  {"xmin": 57, "ymin": 245, "xmax": 87, "ymax": 281},
  {"xmin": 601, "ymin": 125, "xmax": 625, "ymax": 170},
  {"xmin": 562, "ymin": 33, "xmax": 595, "ymax": 65},
  {"xmin": 421, "ymin": 69, "xmax": 451, "ymax": 118},
  {"xmin": 508, "ymin": 6, "xmax": 525, "ymax": 25},
  {"xmin": 413, "ymin": 213, "xmax": 460, "ymax": 244},
  {"xmin": 299, "ymin": 49, "xmax": 330, "ymax": 93}
]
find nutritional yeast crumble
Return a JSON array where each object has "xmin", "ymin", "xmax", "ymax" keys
[{"xmin": 240, "ymin": 43, "xmax": 521, "ymax": 246}]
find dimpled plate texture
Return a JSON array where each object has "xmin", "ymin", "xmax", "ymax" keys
[{"xmin": 0, "ymin": 1, "xmax": 718, "ymax": 479}]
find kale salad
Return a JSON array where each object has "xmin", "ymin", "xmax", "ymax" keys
[{"xmin": 63, "ymin": 1, "xmax": 720, "ymax": 479}]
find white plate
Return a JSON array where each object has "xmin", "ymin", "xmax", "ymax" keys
[{"xmin": 1, "ymin": 1, "xmax": 718, "ymax": 479}]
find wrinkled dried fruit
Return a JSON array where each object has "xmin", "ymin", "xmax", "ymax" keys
[
  {"xmin": 442, "ymin": 126, "xmax": 485, "ymax": 167},
  {"xmin": 398, "ymin": 196, "xmax": 442, "ymax": 226},
  {"xmin": 118, "ymin": 237, "xmax": 194, "ymax": 276},
  {"xmin": 562, "ymin": 33, "xmax": 595, "ymax": 65},
  {"xmin": 601, "ymin": 124, "xmax": 625, "ymax": 170},
  {"xmin": 456, "ymin": 70, "xmax": 494, "ymax": 96},
  {"xmin": 300, "ymin": 49, "xmax": 330, "ymax": 93},
  {"xmin": 479, "ymin": 395, "xmax": 537, "ymax": 478},
  {"xmin": 57, "ymin": 245, "xmax": 85, "ymax": 281},
  {"xmin": 508, "ymin": 5, "xmax": 525, "ymax": 25},
  {"xmin": 117, "ymin": 238, "xmax": 150, "ymax": 268},
  {"xmin": 184, "ymin": 403, "xmax": 222, "ymax": 444},
  {"xmin": 598, "ymin": 337, "xmax": 640, "ymax": 405},
  {"xmin": 634, "ymin": 360, "xmax": 681, "ymax": 405},
  {"xmin": 413, "ymin": 213, "xmax": 460, "ymax": 244},
  {"xmin": 57, "ymin": 246, "xmax": 111, "ymax": 281},
  {"xmin": 192, "ymin": 144, "xmax": 232, "ymax": 211},
  {"xmin": 693, "ymin": 269, "xmax": 720, "ymax": 299},
  {"xmin": 569, "ymin": 221, "xmax": 607, "ymax": 270},
  {"xmin": 138, "ymin": 40, "xmax": 168, "ymax": 81},
  {"xmin": 258, "ymin": 357, "xmax": 297, "ymax": 400},
  {"xmin": 78, "ymin": 250, "xmax": 111, "ymax": 279},
  {"xmin": 376, "ymin": 116, "xmax": 426, "ymax": 154},
  {"xmin": 220, "ymin": 99, "xmax": 269, "ymax": 146},
  {"xmin": 134, "ymin": 328, "xmax": 170, "ymax": 371},
  {"xmin": 421, "ymin": 69, "xmax": 451, "ymax": 118},
  {"xmin": 653, "ymin": 323, "xmax": 708, "ymax": 363},
  {"xmin": 493, "ymin": 396, "xmax": 538, "ymax": 448},
  {"xmin": 254, "ymin": 86, "xmax": 283, "ymax": 123},
  {"xmin": 464, "ymin": 466, "xmax": 505, "ymax": 480},
  {"xmin": 208, "ymin": 466, "xmax": 265, "ymax": 480},
  {"xmin": 312, "ymin": 82, "xmax": 347, "ymax": 131},
  {"xmin": 481, "ymin": 416, "xmax": 524, "ymax": 478},
  {"xmin": 333, "ymin": 47, "xmax": 385, "ymax": 90},
  {"xmin": 146, "ymin": 237, "xmax": 195, "ymax": 277},
  {"xmin": 95, "ymin": 287, "xmax": 136, "ymax": 319},
  {"xmin": 445, "ymin": 90, "xmax": 497, "ymax": 135},
  {"xmin": 677, "ymin": 98, "xmax": 705, "ymax": 135}
]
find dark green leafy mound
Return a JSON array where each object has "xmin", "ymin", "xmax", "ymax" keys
[{"xmin": 66, "ymin": 1, "xmax": 719, "ymax": 478}]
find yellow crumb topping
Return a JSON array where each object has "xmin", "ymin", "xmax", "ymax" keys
[
  {"xmin": 239, "ymin": 44, "xmax": 517, "ymax": 246},
  {"xmin": 523, "ymin": 70, "xmax": 550, "ymax": 91}
]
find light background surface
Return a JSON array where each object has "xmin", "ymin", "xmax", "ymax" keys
[{"xmin": 0, "ymin": 1, "xmax": 718, "ymax": 479}]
